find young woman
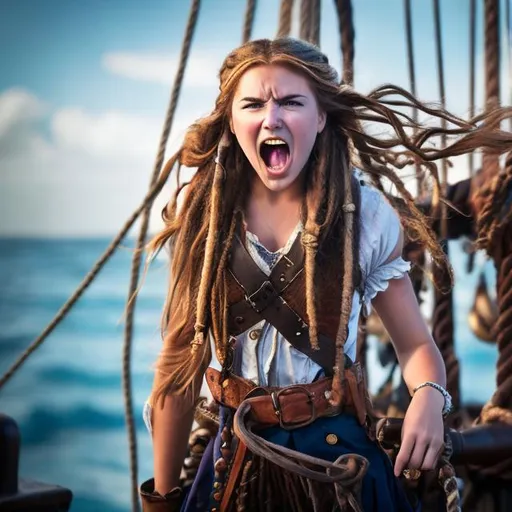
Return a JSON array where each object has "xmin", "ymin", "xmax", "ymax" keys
[{"xmin": 140, "ymin": 38, "xmax": 511, "ymax": 511}]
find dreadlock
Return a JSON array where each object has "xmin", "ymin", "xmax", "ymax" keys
[{"xmin": 147, "ymin": 37, "xmax": 512, "ymax": 404}]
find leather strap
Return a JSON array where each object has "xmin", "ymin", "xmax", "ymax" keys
[
  {"xmin": 206, "ymin": 365, "xmax": 366, "ymax": 428},
  {"xmin": 219, "ymin": 439, "xmax": 248, "ymax": 510},
  {"xmin": 228, "ymin": 233, "xmax": 336, "ymax": 374}
]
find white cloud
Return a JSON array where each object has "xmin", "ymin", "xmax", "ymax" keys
[
  {"xmin": 0, "ymin": 88, "xmax": 46, "ymax": 137},
  {"xmin": 101, "ymin": 52, "xmax": 221, "ymax": 88},
  {"xmin": 51, "ymin": 108, "xmax": 163, "ymax": 161},
  {"xmin": 0, "ymin": 87, "xmax": 199, "ymax": 237},
  {"xmin": 0, "ymin": 89, "xmax": 52, "ymax": 159}
]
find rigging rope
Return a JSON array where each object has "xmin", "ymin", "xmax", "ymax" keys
[
  {"xmin": 468, "ymin": 0, "xmax": 476, "ymax": 176},
  {"xmin": 403, "ymin": 0, "xmax": 423, "ymax": 196},
  {"xmin": 334, "ymin": 0, "xmax": 355, "ymax": 86},
  {"xmin": 242, "ymin": 0, "xmax": 257, "ymax": 43},
  {"xmin": 123, "ymin": 0, "xmax": 201, "ymax": 509},
  {"xmin": 299, "ymin": 0, "xmax": 321, "ymax": 46},
  {"xmin": 0, "ymin": 164, "xmax": 170, "ymax": 392},
  {"xmin": 482, "ymin": 0, "xmax": 501, "ymax": 178},
  {"xmin": 299, "ymin": 0, "xmax": 311, "ymax": 42},
  {"xmin": 431, "ymin": 0, "xmax": 461, "ymax": 412},
  {"xmin": 508, "ymin": 0, "xmax": 512, "ymax": 132},
  {"xmin": 474, "ymin": 153, "xmax": 512, "ymax": 479},
  {"xmin": 276, "ymin": 0, "xmax": 294, "ymax": 38},
  {"xmin": 310, "ymin": 0, "xmax": 321, "ymax": 47}
]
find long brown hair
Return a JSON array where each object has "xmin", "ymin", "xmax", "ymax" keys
[{"xmin": 148, "ymin": 38, "xmax": 512, "ymax": 404}]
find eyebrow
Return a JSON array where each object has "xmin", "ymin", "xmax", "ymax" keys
[{"xmin": 239, "ymin": 94, "xmax": 307, "ymax": 103}]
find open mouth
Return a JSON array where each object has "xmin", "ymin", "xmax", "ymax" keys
[{"xmin": 259, "ymin": 139, "xmax": 290, "ymax": 174}]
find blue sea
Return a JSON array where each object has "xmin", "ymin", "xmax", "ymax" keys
[{"xmin": 0, "ymin": 238, "xmax": 499, "ymax": 512}]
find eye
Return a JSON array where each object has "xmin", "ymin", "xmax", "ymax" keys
[
  {"xmin": 242, "ymin": 102, "xmax": 263, "ymax": 110},
  {"xmin": 283, "ymin": 100, "xmax": 303, "ymax": 107}
]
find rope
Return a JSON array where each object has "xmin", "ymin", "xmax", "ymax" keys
[
  {"xmin": 123, "ymin": 0, "xmax": 201, "ymax": 509},
  {"xmin": 334, "ymin": 0, "xmax": 355, "ymax": 85},
  {"xmin": 468, "ymin": 0, "xmax": 476, "ymax": 176},
  {"xmin": 482, "ymin": 0, "xmax": 501, "ymax": 177},
  {"xmin": 474, "ymin": 154, "xmax": 512, "ymax": 478},
  {"xmin": 310, "ymin": 0, "xmax": 321, "ymax": 47},
  {"xmin": 432, "ymin": 262, "xmax": 460, "ymax": 410},
  {"xmin": 242, "ymin": 0, "xmax": 257, "ymax": 44},
  {"xmin": 403, "ymin": 0, "xmax": 423, "ymax": 195},
  {"xmin": 437, "ymin": 434, "xmax": 461, "ymax": 512},
  {"xmin": 480, "ymin": 402, "xmax": 512, "ymax": 425},
  {"xmin": 298, "ymin": 0, "xmax": 320, "ymax": 46},
  {"xmin": 508, "ymin": 0, "xmax": 512, "ymax": 131},
  {"xmin": 0, "ymin": 158, "xmax": 174, "ymax": 392},
  {"xmin": 433, "ymin": 0, "xmax": 447, "ymax": 194},
  {"xmin": 431, "ymin": 0, "xmax": 460, "ymax": 410},
  {"xmin": 476, "ymin": 153, "xmax": 512, "ymax": 259},
  {"xmin": 276, "ymin": 0, "xmax": 294, "ymax": 38},
  {"xmin": 299, "ymin": 0, "xmax": 311, "ymax": 42}
]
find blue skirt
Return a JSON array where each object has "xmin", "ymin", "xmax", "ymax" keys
[{"xmin": 182, "ymin": 413, "xmax": 415, "ymax": 511}]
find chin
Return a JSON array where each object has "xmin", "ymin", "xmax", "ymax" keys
[{"xmin": 264, "ymin": 176, "xmax": 298, "ymax": 193}]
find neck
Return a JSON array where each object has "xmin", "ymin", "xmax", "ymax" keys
[{"xmin": 245, "ymin": 176, "xmax": 304, "ymax": 251}]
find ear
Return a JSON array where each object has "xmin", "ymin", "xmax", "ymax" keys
[
  {"xmin": 317, "ymin": 111, "xmax": 326, "ymax": 133},
  {"xmin": 229, "ymin": 118, "xmax": 235, "ymax": 134}
]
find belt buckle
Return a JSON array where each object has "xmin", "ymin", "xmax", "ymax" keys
[
  {"xmin": 246, "ymin": 280, "xmax": 277, "ymax": 313},
  {"xmin": 270, "ymin": 386, "xmax": 316, "ymax": 431}
]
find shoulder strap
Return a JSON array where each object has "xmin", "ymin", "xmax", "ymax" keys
[{"xmin": 228, "ymin": 233, "xmax": 336, "ymax": 375}]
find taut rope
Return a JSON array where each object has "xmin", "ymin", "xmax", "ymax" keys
[
  {"xmin": 468, "ymin": 0, "xmax": 476, "ymax": 176},
  {"xmin": 482, "ymin": 0, "xmax": 501, "ymax": 178},
  {"xmin": 276, "ymin": 0, "xmax": 294, "ymax": 38},
  {"xmin": 403, "ymin": 0, "xmax": 423, "ymax": 195},
  {"xmin": 122, "ymin": 0, "xmax": 202, "ymax": 509},
  {"xmin": 0, "ymin": 171, "xmax": 169, "ymax": 392},
  {"xmin": 242, "ymin": 0, "xmax": 257, "ymax": 44},
  {"xmin": 431, "ymin": 0, "xmax": 461, "ymax": 412},
  {"xmin": 334, "ymin": 0, "xmax": 355, "ymax": 86}
]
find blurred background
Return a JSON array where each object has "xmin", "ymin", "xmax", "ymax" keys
[{"xmin": 0, "ymin": 1, "xmax": 509, "ymax": 511}]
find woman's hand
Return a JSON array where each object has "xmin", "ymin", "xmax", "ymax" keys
[{"xmin": 393, "ymin": 386, "xmax": 445, "ymax": 477}]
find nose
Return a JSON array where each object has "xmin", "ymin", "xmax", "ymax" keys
[{"xmin": 262, "ymin": 102, "xmax": 282, "ymax": 130}]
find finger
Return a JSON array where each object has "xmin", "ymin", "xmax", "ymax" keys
[
  {"xmin": 407, "ymin": 438, "xmax": 428, "ymax": 470},
  {"xmin": 421, "ymin": 440, "xmax": 444, "ymax": 471},
  {"xmin": 394, "ymin": 435, "xmax": 415, "ymax": 477}
]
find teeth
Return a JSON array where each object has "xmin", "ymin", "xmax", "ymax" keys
[{"xmin": 263, "ymin": 139, "xmax": 287, "ymax": 146}]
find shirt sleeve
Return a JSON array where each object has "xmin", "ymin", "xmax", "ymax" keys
[{"xmin": 359, "ymin": 186, "xmax": 411, "ymax": 314}]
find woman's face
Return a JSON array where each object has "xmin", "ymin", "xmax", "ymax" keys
[{"xmin": 230, "ymin": 64, "xmax": 326, "ymax": 194}]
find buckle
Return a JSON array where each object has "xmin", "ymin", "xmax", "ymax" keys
[
  {"xmin": 246, "ymin": 280, "xmax": 278, "ymax": 313},
  {"xmin": 270, "ymin": 386, "xmax": 317, "ymax": 430}
]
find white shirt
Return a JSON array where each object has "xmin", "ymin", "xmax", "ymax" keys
[
  {"xmin": 208, "ymin": 184, "xmax": 411, "ymax": 387},
  {"xmin": 143, "ymin": 184, "xmax": 411, "ymax": 432}
]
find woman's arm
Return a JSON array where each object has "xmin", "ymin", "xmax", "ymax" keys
[
  {"xmin": 371, "ymin": 234, "xmax": 447, "ymax": 476},
  {"xmin": 152, "ymin": 392, "xmax": 197, "ymax": 495}
]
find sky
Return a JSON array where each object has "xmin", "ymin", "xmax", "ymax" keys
[{"xmin": 0, "ymin": 0, "xmax": 510, "ymax": 237}]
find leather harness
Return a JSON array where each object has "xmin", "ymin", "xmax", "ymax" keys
[{"xmin": 227, "ymin": 231, "xmax": 337, "ymax": 375}]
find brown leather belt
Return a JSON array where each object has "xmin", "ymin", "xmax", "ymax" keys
[
  {"xmin": 207, "ymin": 366, "xmax": 371, "ymax": 510},
  {"xmin": 206, "ymin": 363, "xmax": 368, "ymax": 429}
]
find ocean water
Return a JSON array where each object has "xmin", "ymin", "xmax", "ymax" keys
[{"xmin": 0, "ymin": 238, "xmax": 499, "ymax": 512}]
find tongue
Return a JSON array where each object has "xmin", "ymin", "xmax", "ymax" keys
[{"xmin": 267, "ymin": 146, "xmax": 288, "ymax": 168}]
